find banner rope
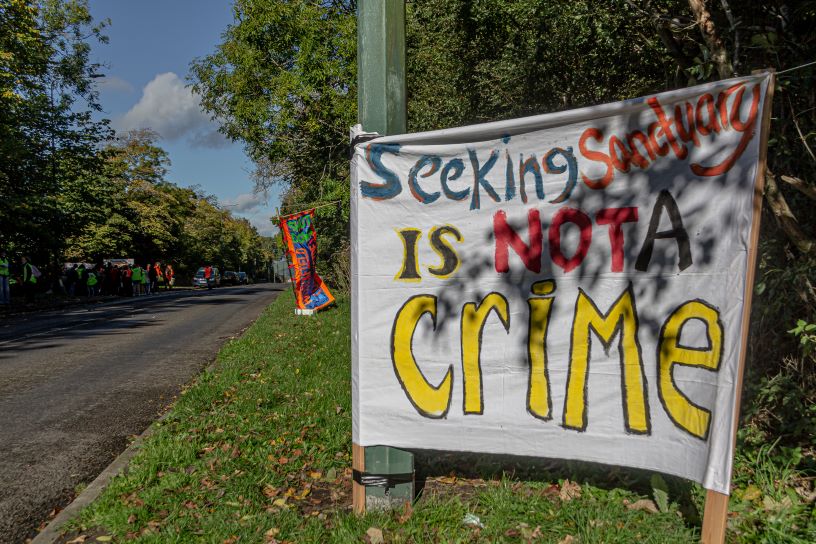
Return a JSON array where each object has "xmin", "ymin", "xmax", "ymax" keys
[
  {"xmin": 274, "ymin": 199, "xmax": 342, "ymax": 221},
  {"xmin": 776, "ymin": 59, "xmax": 816, "ymax": 76}
]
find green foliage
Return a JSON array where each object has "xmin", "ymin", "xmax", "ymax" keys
[
  {"xmin": 406, "ymin": 0, "xmax": 672, "ymax": 131},
  {"xmin": 60, "ymin": 129, "xmax": 269, "ymax": 277},
  {"xmin": 788, "ymin": 319, "xmax": 816, "ymax": 356},
  {"xmin": 190, "ymin": 0, "xmax": 356, "ymax": 286},
  {"xmin": 0, "ymin": 0, "xmax": 111, "ymax": 261},
  {"xmin": 650, "ymin": 474, "xmax": 670, "ymax": 514}
]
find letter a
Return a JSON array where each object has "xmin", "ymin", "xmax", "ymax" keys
[{"xmin": 635, "ymin": 190, "xmax": 692, "ymax": 272}]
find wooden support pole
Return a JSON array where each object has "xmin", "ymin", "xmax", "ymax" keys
[
  {"xmin": 700, "ymin": 70, "xmax": 775, "ymax": 544},
  {"xmin": 354, "ymin": 0, "xmax": 410, "ymax": 515}
]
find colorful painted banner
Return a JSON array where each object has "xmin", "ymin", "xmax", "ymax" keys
[
  {"xmin": 351, "ymin": 73, "xmax": 773, "ymax": 494},
  {"xmin": 280, "ymin": 208, "xmax": 334, "ymax": 311}
]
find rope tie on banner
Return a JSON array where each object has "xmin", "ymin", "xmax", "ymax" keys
[
  {"xmin": 352, "ymin": 470, "xmax": 414, "ymax": 490},
  {"xmin": 349, "ymin": 133, "xmax": 379, "ymax": 159}
]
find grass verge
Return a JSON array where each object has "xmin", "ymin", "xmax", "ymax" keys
[{"xmin": 66, "ymin": 294, "xmax": 814, "ymax": 543}]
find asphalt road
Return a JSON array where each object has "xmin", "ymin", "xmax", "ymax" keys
[{"xmin": 0, "ymin": 283, "xmax": 284, "ymax": 543}]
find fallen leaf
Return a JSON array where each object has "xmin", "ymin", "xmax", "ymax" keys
[
  {"xmin": 309, "ymin": 471, "xmax": 322, "ymax": 479},
  {"xmin": 397, "ymin": 501, "xmax": 413, "ymax": 523},
  {"xmin": 559, "ymin": 479, "xmax": 582, "ymax": 501},
  {"xmin": 762, "ymin": 495, "xmax": 792, "ymax": 512},
  {"xmin": 292, "ymin": 449, "xmax": 303, "ymax": 457},
  {"xmin": 273, "ymin": 498, "xmax": 287, "ymax": 507},
  {"xmin": 265, "ymin": 527, "xmax": 280, "ymax": 542},
  {"xmin": 96, "ymin": 537, "xmax": 112, "ymax": 543},
  {"xmin": 626, "ymin": 499, "xmax": 659, "ymax": 514},
  {"xmin": 279, "ymin": 456, "xmax": 289, "ymax": 465},
  {"xmin": 365, "ymin": 527, "xmax": 384, "ymax": 544},
  {"xmin": 557, "ymin": 536, "xmax": 575, "ymax": 544},
  {"xmin": 67, "ymin": 537, "xmax": 88, "ymax": 544},
  {"xmin": 127, "ymin": 513, "xmax": 136, "ymax": 524},
  {"xmin": 742, "ymin": 485, "xmax": 761, "ymax": 501}
]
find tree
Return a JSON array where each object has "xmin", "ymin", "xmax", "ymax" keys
[
  {"xmin": 189, "ymin": 0, "xmax": 357, "ymax": 282},
  {"xmin": 0, "ymin": 0, "xmax": 111, "ymax": 262}
]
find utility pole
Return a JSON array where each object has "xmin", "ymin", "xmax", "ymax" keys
[{"xmin": 353, "ymin": 0, "xmax": 413, "ymax": 514}]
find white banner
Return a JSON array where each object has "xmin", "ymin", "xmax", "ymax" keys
[{"xmin": 351, "ymin": 74, "xmax": 771, "ymax": 494}]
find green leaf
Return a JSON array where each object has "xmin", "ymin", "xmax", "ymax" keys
[{"xmin": 650, "ymin": 474, "xmax": 670, "ymax": 513}]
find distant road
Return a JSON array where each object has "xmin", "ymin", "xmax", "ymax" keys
[{"xmin": 0, "ymin": 283, "xmax": 285, "ymax": 543}]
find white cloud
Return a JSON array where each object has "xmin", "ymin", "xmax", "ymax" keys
[
  {"xmin": 97, "ymin": 75, "xmax": 134, "ymax": 94},
  {"xmin": 114, "ymin": 72, "xmax": 227, "ymax": 148},
  {"xmin": 222, "ymin": 192, "xmax": 268, "ymax": 213},
  {"xmin": 249, "ymin": 215, "xmax": 278, "ymax": 237}
]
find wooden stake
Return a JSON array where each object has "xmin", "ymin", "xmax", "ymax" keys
[
  {"xmin": 276, "ymin": 207, "xmax": 299, "ymax": 307},
  {"xmin": 352, "ymin": 442, "xmax": 366, "ymax": 514},
  {"xmin": 701, "ymin": 70, "xmax": 775, "ymax": 544}
]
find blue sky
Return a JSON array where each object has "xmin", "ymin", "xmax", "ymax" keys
[{"xmin": 87, "ymin": 0, "xmax": 281, "ymax": 236}]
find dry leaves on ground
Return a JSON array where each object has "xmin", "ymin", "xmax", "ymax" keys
[
  {"xmin": 365, "ymin": 526, "xmax": 384, "ymax": 544},
  {"xmin": 559, "ymin": 480, "xmax": 582, "ymax": 501},
  {"xmin": 625, "ymin": 498, "xmax": 660, "ymax": 514}
]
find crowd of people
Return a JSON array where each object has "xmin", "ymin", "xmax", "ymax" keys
[
  {"xmin": 64, "ymin": 261, "xmax": 176, "ymax": 299},
  {"xmin": 0, "ymin": 249, "xmax": 176, "ymax": 306}
]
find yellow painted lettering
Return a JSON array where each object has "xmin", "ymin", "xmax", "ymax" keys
[
  {"xmin": 461, "ymin": 293, "xmax": 510, "ymax": 414},
  {"xmin": 658, "ymin": 300, "xmax": 723, "ymax": 440},
  {"xmin": 391, "ymin": 295, "xmax": 452, "ymax": 418},
  {"xmin": 563, "ymin": 285, "xmax": 650, "ymax": 434},
  {"xmin": 527, "ymin": 280, "xmax": 556, "ymax": 420}
]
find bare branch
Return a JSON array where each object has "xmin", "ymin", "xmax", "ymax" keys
[
  {"xmin": 718, "ymin": 0, "xmax": 739, "ymax": 73},
  {"xmin": 788, "ymin": 96, "xmax": 816, "ymax": 163},
  {"xmin": 780, "ymin": 175, "xmax": 816, "ymax": 202},
  {"xmin": 764, "ymin": 171, "xmax": 816, "ymax": 254}
]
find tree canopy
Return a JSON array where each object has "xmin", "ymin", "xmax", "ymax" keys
[{"xmin": 0, "ymin": 0, "xmax": 270, "ymax": 277}]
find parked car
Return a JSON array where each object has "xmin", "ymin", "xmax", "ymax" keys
[
  {"xmin": 222, "ymin": 270, "xmax": 239, "ymax": 285},
  {"xmin": 192, "ymin": 266, "xmax": 220, "ymax": 288},
  {"xmin": 237, "ymin": 271, "xmax": 249, "ymax": 284}
]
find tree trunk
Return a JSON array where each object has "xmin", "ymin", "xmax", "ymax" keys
[{"xmin": 688, "ymin": 0, "xmax": 734, "ymax": 79}]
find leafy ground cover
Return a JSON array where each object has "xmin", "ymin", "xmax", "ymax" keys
[{"xmin": 63, "ymin": 294, "xmax": 814, "ymax": 543}]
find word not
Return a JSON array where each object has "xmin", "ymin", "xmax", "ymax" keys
[
  {"xmin": 391, "ymin": 282, "xmax": 723, "ymax": 440},
  {"xmin": 494, "ymin": 189, "xmax": 691, "ymax": 274},
  {"xmin": 579, "ymin": 81, "xmax": 761, "ymax": 188},
  {"xmin": 360, "ymin": 140, "xmax": 578, "ymax": 211}
]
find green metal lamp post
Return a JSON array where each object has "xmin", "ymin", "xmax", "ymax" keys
[{"xmin": 354, "ymin": 0, "xmax": 414, "ymax": 514}]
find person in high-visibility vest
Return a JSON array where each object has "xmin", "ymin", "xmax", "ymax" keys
[
  {"xmin": 131, "ymin": 264, "xmax": 143, "ymax": 296},
  {"xmin": 86, "ymin": 269, "xmax": 98, "ymax": 297},
  {"xmin": 21, "ymin": 256, "xmax": 37, "ymax": 303},
  {"xmin": 0, "ymin": 249, "xmax": 10, "ymax": 305}
]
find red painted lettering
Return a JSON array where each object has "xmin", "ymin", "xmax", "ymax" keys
[
  {"xmin": 494, "ymin": 209, "xmax": 542, "ymax": 273},
  {"xmin": 549, "ymin": 207, "xmax": 592, "ymax": 273}
]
